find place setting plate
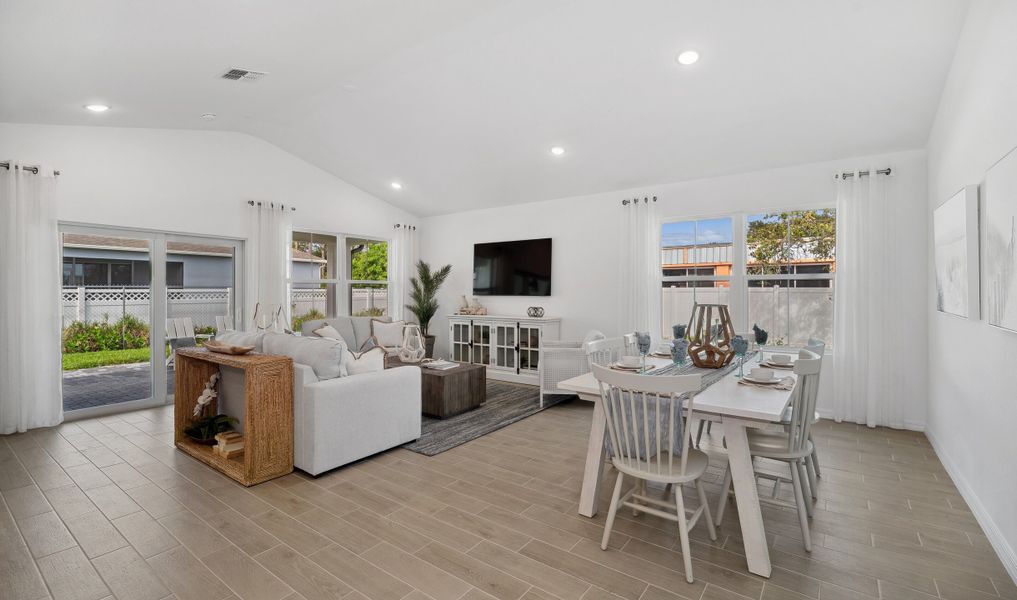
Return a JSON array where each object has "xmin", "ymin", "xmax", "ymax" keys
[{"xmin": 761, "ymin": 361, "xmax": 794, "ymax": 370}]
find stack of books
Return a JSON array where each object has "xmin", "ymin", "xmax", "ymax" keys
[{"xmin": 214, "ymin": 431, "xmax": 244, "ymax": 459}]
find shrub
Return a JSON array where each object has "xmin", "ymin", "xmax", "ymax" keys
[
  {"xmin": 62, "ymin": 315, "xmax": 150, "ymax": 353},
  {"xmin": 291, "ymin": 309, "xmax": 325, "ymax": 332},
  {"xmin": 353, "ymin": 307, "xmax": 386, "ymax": 317}
]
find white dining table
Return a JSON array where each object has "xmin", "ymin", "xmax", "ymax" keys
[{"xmin": 557, "ymin": 355, "xmax": 794, "ymax": 578}]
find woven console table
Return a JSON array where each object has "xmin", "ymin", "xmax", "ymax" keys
[{"xmin": 174, "ymin": 348, "xmax": 293, "ymax": 486}]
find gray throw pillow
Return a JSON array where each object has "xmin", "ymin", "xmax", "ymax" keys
[{"xmin": 263, "ymin": 333, "xmax": 347, "ymax": 380}]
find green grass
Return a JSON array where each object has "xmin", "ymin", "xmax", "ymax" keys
[{"xmin": 62, "ymin": 347, "xmax": 168, "ymax": 371}]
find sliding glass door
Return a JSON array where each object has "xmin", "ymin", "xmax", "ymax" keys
[{"xmin": 60, "ymin": 225, "xmax": 243, "ymax": 416}]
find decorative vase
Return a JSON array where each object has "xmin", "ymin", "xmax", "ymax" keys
[
  {"xmin": 672, "ymin": 324, "xmax": 687, "ymax": 340},
  {"xmin": 685, "ymin": 303, "xmax": 736, "ymax": 368},
  {"xmin": 527, "ymin": 307, "xmax": 545, "ymax": 318},
  {"xmin": 398, "ymin": 324, "xmax": 426, "ymax": 363},
  {"xmin": 424, "ymin": 335, "xmax": 436, "ymax": 359},
  {"xmin": 670, "ymin": 339, "xmax": 689, "ymax": 365}
]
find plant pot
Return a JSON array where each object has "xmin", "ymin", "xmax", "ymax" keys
[
  {"xmin": 424, "ymin": 335, "xmax": 436, "ymax": 359},
  {"xmin": 183, "ymin": 429, "xmax": 218, "ymax": 445}
]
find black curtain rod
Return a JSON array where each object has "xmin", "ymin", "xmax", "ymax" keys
[
  {"xmin": 621, "ymin": 195, "xmax": 658, "ymax": 205},
  {"xmin": 247, "ymin": 200, "xmax": 296, "ymax": 211},
  {"xmin": 835, "ymin": 167, "xmax": 892, "ymax": 180},
  {"xmin": 0, "ymin": 161, "xmax": 60, "ymax": 176}
]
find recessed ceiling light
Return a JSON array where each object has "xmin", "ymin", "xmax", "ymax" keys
[
  {"xmin": 550, "ymin": 146, "xmax": 566, "ymax": 156},
  {"xmin": 676, "ymin": 50, "xmax": 699, "ymax": 66},
  {"xmin": 200, "ymin": 113, "xmax": 217, "ymax": 121},
  {"xmin": 390, "ymin": 182, "xmax": 403, "ymax": 190},
  {"xmin": 85, "ymin": 104, "xmax": 110, "ymax": 113}
]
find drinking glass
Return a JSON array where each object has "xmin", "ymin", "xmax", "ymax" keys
[
  {"xmin": 732, "ymin": 336, "xmax": 748, "ymax": 378},
  {"xmin": 635, "ymin": 332, "xmax": 651, "ymax": 373}
]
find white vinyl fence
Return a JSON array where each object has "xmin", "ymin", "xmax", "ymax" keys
[
  {"xmin": 62, "ymin": 287, "xmax": 231, "ymax": 330},
  {"xmin": 290, "ymin": 287, "xmax": 389, "ymax": 320},
  {"xmin": 661, "ymin": 286, "xmax": 834, "ymax": 347}
]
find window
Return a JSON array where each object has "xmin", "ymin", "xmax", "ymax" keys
[
  {"xmin": 661, "ymin": 218, "xmax": 734, "ymax": 332},
  {"xmin": 290, "ymin": 231, "xmax": 390, "ymax": 328},
  {"xmin": 347, "ymin": 238, "xmax": 388, "ymax": 317},
  {"xmin": 660, "ymin": 209, "xmax": 836, "ymax": 348}
]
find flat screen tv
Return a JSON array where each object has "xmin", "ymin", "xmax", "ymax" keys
[{"xmin": 473, "ymin": 238, "xmax": 552, "ymax": 296}]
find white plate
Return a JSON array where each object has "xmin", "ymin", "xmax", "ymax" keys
[
  {"xmin": 742, "ymin": 374, "xmax": 781, "ymax": 385},
  {"xmin": 762, "ymin": 361, "xmax": 794, "ymax": 369},
  {"xmin": 611, "ymin": 363, "xmax": 642, "ymax": 371}
]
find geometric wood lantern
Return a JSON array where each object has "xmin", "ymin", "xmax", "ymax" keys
[{"xmin": 685, "ymin": 303, "xmax": 736, "ymax": 368}]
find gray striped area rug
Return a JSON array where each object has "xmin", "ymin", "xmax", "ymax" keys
[{"xmin": 402, "ymin": 381, "xmax": 573, "ymax": 456}]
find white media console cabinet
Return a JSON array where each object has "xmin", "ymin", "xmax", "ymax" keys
[{"xmin": 447, "ymin": 314, "xmax": 561, "ymax": 385}]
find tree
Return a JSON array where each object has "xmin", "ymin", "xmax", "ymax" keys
[
  {"xmin": 746, "ymin": 210, "xmax": 835, "ymax": 273},
  {"xmin": 351, "ymin": 242, "xmax": 388, "ymax": 281}
]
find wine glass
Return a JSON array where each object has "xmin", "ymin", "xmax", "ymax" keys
[
  {"xmin": 732, "ymin": 336, "xmax": 748, "ymax": 378},
  {"xmin": 635, "ymin": 332, "xmax": 651, "ymax": 373}
]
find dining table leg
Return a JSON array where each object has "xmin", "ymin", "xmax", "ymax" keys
[
  {"xmin": 578, "ymin": 393, "xmax": 607, "ymax": 517},
  {"xmin": 722, "ymin": 418, "xmax": 772, "ymax": 577}
]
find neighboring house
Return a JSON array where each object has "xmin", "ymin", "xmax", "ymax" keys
[
  {"xmin": 661, "ymin": 241, "xmax": 835, "ymax": 288},
  {"xmin": 62, "ymin": 233, "xmax": 324, "ymax": 288}
]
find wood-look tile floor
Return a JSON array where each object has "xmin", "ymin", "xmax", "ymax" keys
[{"xmin": 2, "ymin": 400, "xmax": 1014, "ymax": 600}]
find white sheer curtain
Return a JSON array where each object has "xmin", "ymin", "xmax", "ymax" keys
[
  {"xmin": 390, "ymin": 224, "xmax": 418, "ymax": 322},
  {"xmin": 619, "ymin": 196, "xmax": 662, "ymax": 342},
  {"xmin": 0, "ymin": 162, "xmax": 63, "ymax": 434},
  {"xmin": 833, "ymin": 170, "xmax": 912, "ymax": 428},
  {"xmin": 245, "ymin": 201, "xmax": 292, "ymax": 332}
]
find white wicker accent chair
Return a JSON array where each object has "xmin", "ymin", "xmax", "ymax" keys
[{"xmin": 539, "ymin": 330, "xmax": 606, "ymax": 406}]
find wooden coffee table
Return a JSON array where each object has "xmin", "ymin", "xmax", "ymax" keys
[{"xmin": 386, "ymin": 357, "xmax": 486, "ymax": 418}]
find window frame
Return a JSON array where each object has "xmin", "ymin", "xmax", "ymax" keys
[
  {"xmin": 288, "ymin": 229, "xmax": 393, "ymax": 319},
  {"xmin": 661, "ymin": 207, "xmax": 836, "ymax": 348}
]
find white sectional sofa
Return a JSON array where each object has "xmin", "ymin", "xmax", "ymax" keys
[{"xmin": 217, "ymin": 316, "xmax": 421, "ymax": 476}]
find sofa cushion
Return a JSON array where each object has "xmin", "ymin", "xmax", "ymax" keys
[
  {"xmin": 345, "ymin": 347, "xmax": 385, "ymax": 376},
  {"xmin": 372, "ymin": 319, "xmax": 404, "ymax": 348},
  {"xmin": 312, "ymin": 324, "xmax": 348, "ymax": 345},
  {"xmin": 215, "ymin": 331, "xmax": 267, "ymax": 352},
  {"xmin": 353, "ymin": 316, "xmax": 389, "ymax": 347},
  {"xmin": 263, "ymin": 333, "xmax": 347, "ymax": 380}
]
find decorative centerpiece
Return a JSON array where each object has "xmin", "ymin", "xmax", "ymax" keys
[
  {"xmin": 406, "ymin": 260, "xmax": 452, "ymax": 358},
  {"xmin": 183, "ymin": 371, "xmax": 237, "ymax": 445},
  {"xmin": 685, "ymin": 303, "xmax": 736, "ymax": 368}
]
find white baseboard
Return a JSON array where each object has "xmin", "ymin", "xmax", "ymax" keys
[{"xmin": 925, "ymin": 428, "xmax": 1017, "ymax": 585}]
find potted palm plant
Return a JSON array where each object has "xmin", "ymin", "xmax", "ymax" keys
[{"xmin": 405, "ymin": 260, "xmax": 452, "ymax": 358}]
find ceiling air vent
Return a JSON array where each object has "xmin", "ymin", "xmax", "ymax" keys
[{"xmin": 220, "ymin": 68, "xmax": 268, "ymax": 82}]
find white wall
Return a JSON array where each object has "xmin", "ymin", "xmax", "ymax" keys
[
  {"xmin": 925, "ymin": 0, "xmax": 1017, "ymax": 581},
  {"xmin": 420, "ymin": 149, "xmax": 928, "ymax": 422},
  {"xmin": 0, "ymin": 122, "xmax": 413, "ymax": 240}
]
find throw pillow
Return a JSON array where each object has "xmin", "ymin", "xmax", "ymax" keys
[
  {"xmin": 371, "ymin": 319, "xmax": 405, "ymax": 348},
  {"xmin": 313, "ymin": 324, "xmax": 348, "ymax": 345},
  {"xmin": 262, "ymin": 333, "xmax": 347, "ymax": 380},
  {"xmin": 345, "ymin": 346, "xmax": 385, "ymax": 376}
]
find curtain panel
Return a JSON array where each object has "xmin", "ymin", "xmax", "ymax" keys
[
  {"xmin": 833, "ymin": 170, "xmax": 915, "ymax": 428},
  {"xmin": 391, "ymin": 224, "xmax": 418, "ymax": 322},
  {"xmin": 619, "ymin": 197, "xmax": 662, "ymax": 342},
  {"xmin": 245, "ymin": 202, "xmax": 292, "ymax": 332},
  {"xmin": 0, "ymin": 162, "xmax": 63, "ymax": 434}
]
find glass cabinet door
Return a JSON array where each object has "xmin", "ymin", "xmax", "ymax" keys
[
  {"xmin": 450, "ymin": 322, "xmax": 471, "ymax": 362},
  {"xmin": 472, "ymin": 323, "xmax": 492, "ymax": 365},
  {"xmin": 518, "ymin": 326, "xmax": 541, "ymax": 372},
  {"xmin": 493, "ymin": 324, "xmax": 516, "ymax": 370}
]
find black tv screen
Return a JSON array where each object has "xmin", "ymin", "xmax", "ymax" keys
[{"xmin": 473, "ymin": 238, "xmax": 552, "ymax": 296}]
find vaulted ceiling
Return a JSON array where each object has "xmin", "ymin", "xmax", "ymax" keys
[{"xmin": 0, "ymin": 0, "xmax": 970, "ymax": 216}]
